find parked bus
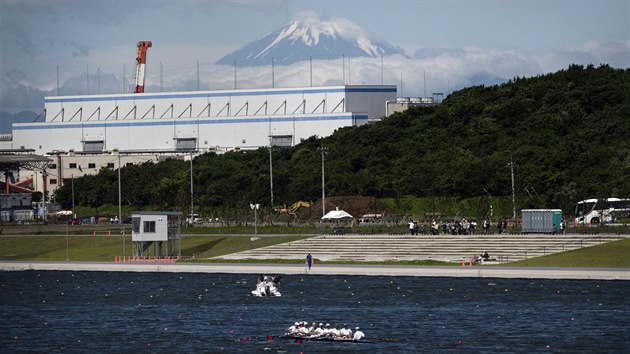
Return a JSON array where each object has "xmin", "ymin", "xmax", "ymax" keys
[{"xmin": 574, "ymin": 198, "xmax": 630, "ymax": 225}]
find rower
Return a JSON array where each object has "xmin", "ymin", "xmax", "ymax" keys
[
  {"xmin": 287, "ymin": 322, "xmax": 298, "ymax": 334},
  {"xmin": 323, "ymin": 323, "xmax": 332, "ymax": 337},
  {"xmin": 299, "ymin": 322, "xmax": 309, "ymax": 335},
  {"xmin": 332, "ymin": 324, "xmax": 341, "ymax": 338},
  {"xmin": 308, "ymin": 322, "xmax": 318, "ymax": 334},
  {"xmin": 339, "ymin": 323, "xmax": 353, "ymax": 338},
  {"xmin": 353, "ymin": 327, "xmax": 365, "ymax": 341},
  {"xmin": 315, "ymin": 323, "xmax": 324, "ymax": 335}
]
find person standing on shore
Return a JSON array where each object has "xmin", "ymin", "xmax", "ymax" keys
[{"xmin": 306, "ymin": 253, "xmax": 313, "ymax": 271}]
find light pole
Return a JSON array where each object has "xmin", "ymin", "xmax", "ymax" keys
[
  {"xmin": 250, "ymin": 203, "xmax": 260, "ymax": 239},
  {"xmin": 71, "ymin": 174, "xmax": 75, "ymax": 218},
  {"xmin": 42, "ymin": 169, "xmax": 48, "ymax": 224},
  {"xmin": 269, "ymin": 143, "xmax": 274, "ymax": 208},
  {"xmin": 118, "ymin": 153, "xmax": 121, "ymax": 224},
  {"xmin": 65, "ymin": 222, "xmax": 69, "ymax": 261},
  {"xmin": 117, "ymin": 152, "xmax": 125, "ymax": 258},
  {"xmin": 319, "ymin": 143, "xmax": 328, "ymax": 217},
  {"xmin": 190, "ymin": 151, "xmax": 194, "ymax": 224}
]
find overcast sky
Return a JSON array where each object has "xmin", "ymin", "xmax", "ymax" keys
[{"xmin": 1, "ymin": 0, "xmax": 628, "ymax": 116}]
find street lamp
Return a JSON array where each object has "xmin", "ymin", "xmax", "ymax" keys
[
  {"xmin": 65, "ymin": 222, "xmax": 69, "ymax": 261},
  {"xmin": 319, "ymin": 144, "xmax": 328, "ymax": 217},
  {"xmin": 118, "ymin": 153, "xmax": 121, "ymax": 224},
  {"xmin": 71, "ymin": 174, "xmax": 75, "ymax": 218},
  {"xmin": 269, "ymin": 141, "xmax": 274, "ymax": 208},
  {"xmin": 190, "ymin": 151, "xmax": 194, "ymax": 224},
  {"xmin": 117, "ymin": 152, "xmax": 125, "ymax": 259},
  {"xmin": 250, "ymin": 203, "xmax": 260, "ymax": 239}
]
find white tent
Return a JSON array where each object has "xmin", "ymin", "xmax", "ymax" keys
[{"xmin": 321, "ymin": 210, "xmax": 353, "ymax": 220}]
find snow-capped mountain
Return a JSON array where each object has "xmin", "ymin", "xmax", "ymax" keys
[{"xmin": 216, "ymin": 14, "xmax": 405, "ymax": 67}]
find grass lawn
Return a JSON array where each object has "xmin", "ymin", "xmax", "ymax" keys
[
  {"xmin": 1, "ymin": 234, "xmax": 628, "ymax": 268},
  {"xmin": 0, "ymin": 235, "xmax": 307, "ymax": 262},
  {"xmin": 505, "ymin": 237, "xmax": 630, "ymax": 268}
]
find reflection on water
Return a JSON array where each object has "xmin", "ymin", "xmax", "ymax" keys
[{"xmin": 1, "ymin": 270, "xmax": 628, "ymax": 353}]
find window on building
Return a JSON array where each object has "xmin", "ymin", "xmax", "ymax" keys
[
  {"xmin": 83, "ymin": 140, "xmax": 104, "ymax": 153},
  {"xmin": 88, "ymin": 163, "xmax": 96, "ymax": 169},
  {"xmin": 271, "ymin": 135, "xmax": 293, "ymax": 147},
  {"xmin": 175, "ymin": 138, "xmax": 196, "ymax": 151},
  {"xmin": 48, "ymin": 163, "xmax": 57, "ymax": 169},
  {"xmin": 107, "ymin": 163, "xmax": 115, "ymax": 169},
  {"xmin": 49, "ymin": 179, "xmax": 57, "ymax": 185},
  {"xmin": 69, "ymin": 163, "xmax": 77, "ymax": 169},
  {"xmin": 126, "ymin": 162, "xmax": 133, "ymax": 167},
  {"xmin": 143, "ymin": 220, "xmax": 156, "ymax": 233},
  {"xmin": 132, "ymin": 217, "xmax": 141, "ymax": 233}
]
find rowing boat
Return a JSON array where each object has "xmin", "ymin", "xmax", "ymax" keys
[{"xmin": 281, "ymin": 334, "xmax": 371, "ymax": 343}]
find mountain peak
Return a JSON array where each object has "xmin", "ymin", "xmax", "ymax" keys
[{"xmin": 216, "ymin": 13, "xmax": 404, "ymax": 67}]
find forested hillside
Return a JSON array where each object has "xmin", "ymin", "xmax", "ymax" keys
[{"xmin": 55, "ymin": 64, "xmax": 630, "ymax": 219}]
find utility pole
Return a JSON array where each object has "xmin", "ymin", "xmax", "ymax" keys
[{"xmin": 508, "ymin": 158, "xmax": 517, "ymax": 222}]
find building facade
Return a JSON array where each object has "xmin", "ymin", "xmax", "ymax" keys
[
  {"xmin": 10, "ymin": 85, "xmax": 396, "ymax": 154},
  {"xmin": 386, "ymin": 97, "xmax": 437, "ymax": 116},
  {"xmin": 3, "ymin": 85, "xmax": 396, "ymax": 196}
]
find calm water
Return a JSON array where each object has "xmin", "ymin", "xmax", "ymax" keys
[{"xmin": 1, "ymin": 270, "xmax": 628, "ymax": 353}]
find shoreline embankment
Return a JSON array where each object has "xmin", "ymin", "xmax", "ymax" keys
[{"xmin": 1, "ymin": 261, "xmax": 628, "ymax": 280}]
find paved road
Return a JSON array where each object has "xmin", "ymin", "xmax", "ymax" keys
[{"xmin": 1, "ymin": 261, "xmax": 628, "ymax": 280}]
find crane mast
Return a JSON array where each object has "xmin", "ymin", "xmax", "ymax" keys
[{"xmin": 134, "ymin": 41, "xmax": 152, "ymax": 93}]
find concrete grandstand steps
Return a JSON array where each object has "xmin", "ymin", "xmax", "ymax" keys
[{"xmin": 216, "ymin": 234, "xmax": 625, "ymax": 263}]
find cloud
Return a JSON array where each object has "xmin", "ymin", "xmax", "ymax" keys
[
  {"xmin": 0, "ymin": 77, "xmax": 50, "ymax": 114},
  {"xmin": 536, "ymin": 40, "xmax": 630, "ymax": 72},
  {"xmin": 52, "ymin": 0, "xmax": 151, "ymax": 26},
  {"xmin": 2, "ymin": 40, "xmax": 628, "ymax": 119},
  {"xmin": 225, "ymin": 0, "xmax": 288, "ymax": 15},
  {"xmin": 0, "ymin": 7, "xmax": 40, "ymax": 57},
  {"xmin": 67, "ymin": 41, "xmax": 91, "ymax": 58}
]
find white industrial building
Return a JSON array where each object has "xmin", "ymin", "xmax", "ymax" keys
[
  {"xmin": 11, "ymin": 85, "xmax": 396, "ymax": 154},
  {"xmin": 386, "ymin": 97, "xmax": 438, "ymax": 116},
  {"xmin": 3, "ymin": 85, "xmax": 396, "ymax": 195}
]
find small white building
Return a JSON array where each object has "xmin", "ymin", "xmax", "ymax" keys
[
  {"xmin": 131, "ymin": 211, "xmax": 183, "ymax": 258},
  {"xmin": 386, "ymin": 97, "xmax": 436, "ymax": 116}
]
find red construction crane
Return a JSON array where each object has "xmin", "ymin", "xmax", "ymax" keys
[{"xmin": 134, "ymin": 41, "xmax": 152, "ymax": 93}]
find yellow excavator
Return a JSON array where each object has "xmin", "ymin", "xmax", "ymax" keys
[{"xmin": 275, "ymin": 201, "xmax": 311, "ymax": 221}]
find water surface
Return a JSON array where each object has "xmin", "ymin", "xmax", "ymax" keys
[{"xmin": 1, "ymin": 270, "xmax": 628, "ymax": 353}]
